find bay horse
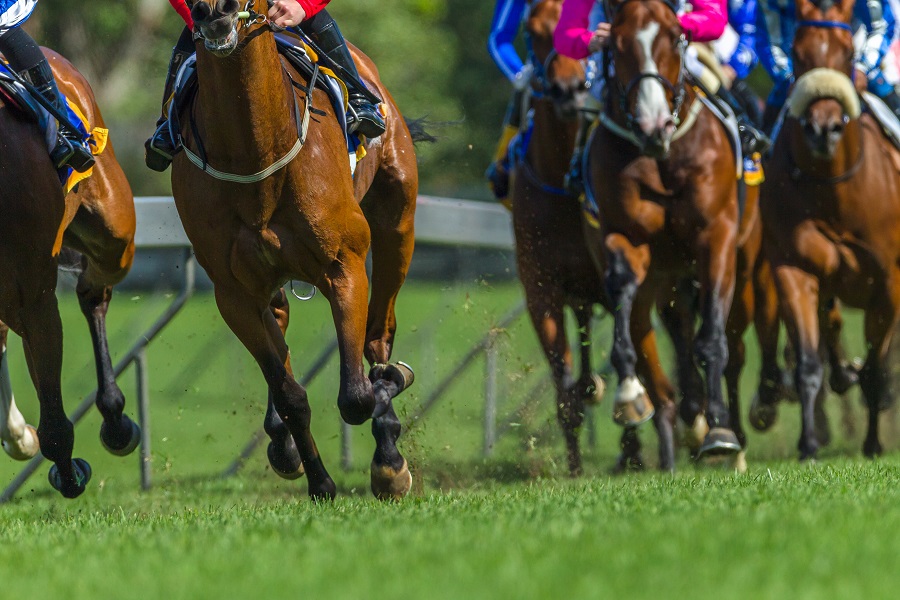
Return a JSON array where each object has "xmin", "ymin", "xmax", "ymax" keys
[
  {"xmin": 510, "ymin": 0, "xmax": 603, "ymax": 476},
  {"xmin": 760, "ymin": 0, "xmax": 900, "ymax": 459},
  {"xmin": 0, "ymin": 48, "xmax": 137, "ymax": 497},
  {"xmin": 584, "ymin": 0, "xmax": 743, "ymax": 469},
  {"xmin": 174, "ymin": 0, "xmax": 421, "ymax": 500}
]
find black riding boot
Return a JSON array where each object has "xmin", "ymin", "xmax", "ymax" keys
[
  {"xmin": 714, "ymin": 86, "xmax": 771, "ymax": 157},
  {"xmin": 564, "ymin": 108, "xmax": 597, "ymax": 196},
  {"xmin": 301, "ymin": 10, "xmax": 385, "ymax": 138},
  {"xmin": 145, "ymin": 30, "xmax": 194, "ymax": 172},
  {"xmin": 20, "ymin": 61, "xmax": 95, "ymax": 172}
]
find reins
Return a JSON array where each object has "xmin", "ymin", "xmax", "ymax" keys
[{"xmin": 182, "ymin": 1, "xmax": 313, "ymax": 183}]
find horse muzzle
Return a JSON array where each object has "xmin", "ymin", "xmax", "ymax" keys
[
  {"xmin": 637, "ymin": 126, "xmax": 674, "ymax": 159},
  {"xmin": 799, "ymin": 107, "xmax": 849, "ymax": 160},
  {"xmin": 192, "ymin": 1, "xmax": 242, "ymax": 57}
]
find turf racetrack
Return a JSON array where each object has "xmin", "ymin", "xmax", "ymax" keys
[{"xmin": 0, "ymin": 281, "xmax": 898, "ymax": 598}]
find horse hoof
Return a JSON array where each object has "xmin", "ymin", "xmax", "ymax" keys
[
  {"xmin": 829, "ymin": 360, "xmax": 859, "ymax": 394},
  {"xmin": 100, "ymin": 418, "xmax": 141, "ymax": 457},
  {"xmin": 749, "ymin": 394, "xmax": 778, "ymax": 431},
  {"xmin": 677, "ymin": 414, "xmax": 709, "ymax": 452},
  {"xmin": 613, "ymin": 377, "xmax": 654, "ymax": 427},
  {"xmin": 381, "ymin": 362, "xmax": 415, "ymax": 394},
  {"xmin": 267, "ymin": 442, "xmax": 305, "ymax": 480},
  {"xmin": 611, "ymin": 453, "xmax": 644, "ymax": 474},
  {"xmin": 585, "ymin": 374, "xmax": 606, "ymax": 406},
  {"xmin": 697, "ymin": 428, "xmax": 742, "ymax": 458},
  {"xmin": 48, "ymin": 458, "xmax": 92, "ymax": 499},
  {"xmin": 733, "ymin": 450, "xmax": 748, "ymax": 474},
  {"xmin": 371, "ymin": 458, "xmax": 412, "ymax": 501},
  {"xmin": 1, "ymin": 424, "xmax": 40, "ymax": 461}
]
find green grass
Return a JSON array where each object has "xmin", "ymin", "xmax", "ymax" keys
[{"xmin": 0, "ymin": 280, "xmax": 898, "ymax": 598}]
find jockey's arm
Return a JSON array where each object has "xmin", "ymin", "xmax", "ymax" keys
[
  {"xmin": 854, "ymin": 0, "xmax": 895, "ymax": 75},
  {"xmin": 169, "ymin": 0, "xmax": 194, "ymax": 29},
  {"xmin": 679, "ymin": 0, "xmax": 728, "ymax": 42},
  {"xmin": 488, "ymin": 0, "xmax": 529, "ymax": 86},
  {"xmin": 727, "ymin": 0, "xmax": 760, "ymax": 79},
  {"xmin": 755, "ymin": 0, "xmax": 793, "ymax": 85},
  {"xmin": 554, "ymin": 0, "xmax": 597, "ymax": 60}
]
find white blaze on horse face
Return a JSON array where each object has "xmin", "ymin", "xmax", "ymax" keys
[{"xmin": 634, "ymin": 21, "xmax": 673, "ymax": 138}]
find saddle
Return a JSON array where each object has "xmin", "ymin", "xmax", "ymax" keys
[
  {"xmin": 0, "ymin": 63, "xmax": 107, "ymax": 193},
  {"xmin": 171, "ymin": 33, "xmax": 367, "ymax": 175},
  {"xmin": 861, "ymin": 92, "xmax": 900, "ymax": 152}
]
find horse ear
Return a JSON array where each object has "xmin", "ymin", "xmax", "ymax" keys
[
  {"xmin": 838, "ymin": 0, "xmax": 855, "ymax": 20},
  {"xmin": 795, "ymin": 0, "xmax": 820, "ymax": 20}
]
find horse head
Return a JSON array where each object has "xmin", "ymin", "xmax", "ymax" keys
[
  {"xmin": 188, "ymin": 0, "xmax": 268, "ymax": 57},
  {"xmin": 789, "ymin": 0, "xmax": 858, "ymax": 158},
  {"xmin": 607, "ymin": 0, "xmax": 685, "ymax": 158},
  {"xmin": 526, "ymin": 0, "xmax": 586, "ymax": 119}
]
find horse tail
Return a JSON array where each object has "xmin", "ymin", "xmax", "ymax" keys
[{"xmin": 404, "ymin": 117, "xmax": 438, "ymax": 144}]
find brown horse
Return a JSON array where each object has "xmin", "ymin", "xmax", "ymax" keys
[
  {"xmin": 510, "ymin": 0, "xmax": 603, "ymax": 476},
  {"xmin": 0, "ymin": 49, "xmax": 136, "ymax": 497},
  {"xmin": 584, "ymin": 0, "xmax": 743, "ymax": 469},
  {"xmin": 760, "ymin": 0, "xmax": 900, "ymax": 459},
  {"xmin": 173, "ymin": 1, "xmax": 421, "ymax": 500}
]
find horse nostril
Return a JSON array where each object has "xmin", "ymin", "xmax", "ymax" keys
[
  {"xmin": 192, "ymin": 2, "xmax": 213, "ymax": 23},
  {"xmin": 220, "ymin": 0, "xmax": 240, "ymax": 13}
]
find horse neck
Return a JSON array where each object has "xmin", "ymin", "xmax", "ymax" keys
[
  {"xmin": 789, "ymin": 118, "xmax": 863, "ymax": 184},
  {"xmin": 194, "ymin": 33, "xmax": 296, "ymax": 164},
  {"xmin": 525, "ymin": 99, "xmax": 577, "ymax": 187}
]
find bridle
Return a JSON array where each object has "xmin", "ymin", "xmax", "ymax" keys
[{"xmin": 602, "ymin": 0, "xmax": 688, "ymax": 144}]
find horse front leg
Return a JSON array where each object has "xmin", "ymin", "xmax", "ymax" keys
[
  {"xmin": 695, "ymin": 217, "xmax": 741, "ymax": 457},
  {"xmin": 573, "ymin": 304, "xmax": 605, "ymax": 407},
  {"xmin": 0, "ymin": 322, "xmax": 39, "ymax": 460},
  {"xmin": 749, "ymin": 256, "xmax": 784, "ymax": 431},
  {"xmin": 603, "ymin": 233, "xmax": 655, "ymax": 428},
  {"xmin": 773, "ymin": 265, "xmax": 823, "ymax": 460},
  {"xmin": 75, "ymin": 270, "xmax": 140, "ymax": 457},
  {"xmin": 215, "ymin": 284, "xmax": 335, "ymax": 500}
]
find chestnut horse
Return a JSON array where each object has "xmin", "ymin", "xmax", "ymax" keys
[
  {"xmin": 0, "ymin": 49, "xmax": 136, "ymax": 497},
  {"xmin": 584, "ymin": 0, "xmax": 743, "ymax": 469},
  {"xmin": 510, "ymin": 0, "xmax": 604, "ymax": 476},
  {"xmin": 761, "ymin": 0, "xmax": 900, "ymax": 459},
  {"xmin": 174, "ymin": 0, "xmax": 420, "ymax": 500}
]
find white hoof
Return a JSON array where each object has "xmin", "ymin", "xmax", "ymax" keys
[
  {"xmin": 733, "ymin": 450, "xmax": 748, "ymax": 474},
  {"xmin": 678, "ymin": 414, "xmax": 710, "ymax": 451},
  {"xmin": 2, "ymin": 424, "xmax": 40, "ymax": 461}
]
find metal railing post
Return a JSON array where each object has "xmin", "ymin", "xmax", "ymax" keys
[
  {"xmin": 135, "ymin": 348, "xmax": 152, "ymax": 490},
  {"xmin": 340, "ymin": 420, "xmax": 353, "ymax": 471},
  {"xmin": 483, "ymin": 330, "xmax": 498, "ymax": 457}
]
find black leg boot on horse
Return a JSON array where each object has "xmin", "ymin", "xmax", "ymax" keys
[
  {"xmin": 0, "ymin": 27, "xmax": 94, "ymax": 172},
  {"xmin": 145, "ymin": 27, "xmax": 194, "ymax": 172},
  {"xmin": 300, "ymin": 9, "xmax": 386, "ymax": 138},
  {"xmin": 486, "ymin": 88, "xmax": 525, "ymax": 205}
]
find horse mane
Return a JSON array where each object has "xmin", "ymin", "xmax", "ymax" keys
[{"xmin": 788, "ymin": 68, "xmax": 860, "ymax": 119}]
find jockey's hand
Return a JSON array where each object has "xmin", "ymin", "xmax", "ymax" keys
[
  {"xmin": 854, "ymin": 66, "xmax": 869, "ymax": 94},
  {"xmin": 513, "ymin": 64, "xmax": 535, "ymax": 91},
  {"xmin": 268, "ymin": 0, "xmax": 306, "ymax": 28},
  {"xmin": 588, "ymin": 23, "xmax": 611, "ymax": 53},
  {"xmin": 720, "ymin": 65, "xmax": 737, "ymax": 87}
]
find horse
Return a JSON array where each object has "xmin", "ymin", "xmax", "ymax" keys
[
  {"xmin": 0, "ymin": 48, "xmax": 137, "ymax": 497},
  {"xmin": 509, "ymin": 0, "xmax": 604, "ymax": 476},
  {"xmin": 173, "ymin": 0, "xmax": 424, "ymax": 500},
  {"xmin": 583, "ymin": 0, "xmax": 744, "ymax": 470},
  {"xmin": 760, "ymin": 0, "xmax": 900, "ymax": 459}
]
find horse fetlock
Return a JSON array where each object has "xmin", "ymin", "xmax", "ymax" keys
[
  {"xmin": 613, "ymin": 376, "xmax": 655, "ymax": 426},
  {"xmin": 1, "ymin": 423, "xmax": 40, "ymax": 461},
  {"xmin": 338, "ymin": 382, "xmax": 376, "ymax": 426}
]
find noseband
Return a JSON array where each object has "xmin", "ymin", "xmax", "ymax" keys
[{"xmin": 604, "ymin": 0, "xmax": 688, "ymax": 140}]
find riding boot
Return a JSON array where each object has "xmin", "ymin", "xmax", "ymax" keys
[
  {"xmin": 563, "ymin": 113, "xmax": 593, "ymax": 197},
  {"xmin": 486, "ymin": 89, "xmax": 525, "ymax": 204},
  {"xmin": 145, "ymin": 45, "xmax": 192, "ymax": 172},
  {"xmin": 714, "ymin": 86, "xmax": 771, "ymax": 157},
  {"xmin": 22, "ymin": 61, "xmax": 95, "ymax": 172},
  {"xmin": 303, "ymin": 11, "xmax": 386, "ymax": 138}
]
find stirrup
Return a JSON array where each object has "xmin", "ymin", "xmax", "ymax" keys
[
  {"xmin": 348, "ymin": 101, "xmax": 385, "ymax": 138},
  {"xmin": 144, "ymin": 121, "xmax": 180, "ymax": 172},
  {"xmin": 51, "ymin": 136, "xmax": 95, "ymax": 172},
  {"xmin": 739, "ymin": 124, "xmax": 771, "ymax": 156}
]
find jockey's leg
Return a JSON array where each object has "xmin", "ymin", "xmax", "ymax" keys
[
  {"xmin": 866, "ymin": 68, "xmax": 900, "ymax": 120},
  {"xmin": 762, "ymin": 79, "xmax": 791, "ymax": 135},
  {"xmin": 687, "ymin": 58, "xmax": 770, "ymax": 156},
  {"xmin": 144, "ymin": 27, "xmax": 194, "ymax": 172},
  {"xmin": 485, "ymin": 88, "xmax": 525, "ymax": 205},
  {"xmin": 299, "ymin": 10, "xmax": 386, "ymax": 138},
  {"xmin": 0, "ymin": 26, "xmax": 94, "ymax": 172},
  {"xmin": 564, "ymin": 93, "xmax": 602, "ymax": 197}
]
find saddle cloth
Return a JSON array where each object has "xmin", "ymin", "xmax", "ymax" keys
[
  {"xmin": 0, "ymin": 61, "xmax": 108, "ymax": 193},
  {"xmin": 171, "ymin": 33, "xmax": 367, "ymax": 175},
  {"xmin": 861, "ymin": 91, "xmax": 900, "ymax": 151}
]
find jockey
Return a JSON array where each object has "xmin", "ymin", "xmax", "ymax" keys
[
  {"xmin": 757, "ymin": 0, "xmax": 900, "ymax": 129},
  {"xmin": 146, "ymin": 0, "xmax": 386, "ymax": 172},
  {"xmin": 0, "ymin": 0, "xmax": 94, "ymax": 172},
  {"xmin": 718, "ymin": 0, "xmax": 764, "ymax": 125},
  {"xmin": 485, "ymin": 0, "xmax": 530, "ymax": 203},
  {"xmin": 554, "ymin": 0, "xmax": 770, "ymax": 193}
]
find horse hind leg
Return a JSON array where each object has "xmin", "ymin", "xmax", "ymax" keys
[
  {"xmin": 21, "ymin": 290, "xmax": 91, "ymax": 498},
  {"xmin": 858, "ymin": 285, "xmax": 900, "ymax": 458},
  {"xmin": 0, "ymin": 323, "xmax": 39, "ymax": 460},
  {"xmin": 724, "ymin": 278, "xmax": 753, "ymax": 473},
  {"xmin": 74, "ymin": 266, "xmax": 140, "ymax": 456},
  {"xmin": 263, "ymin": 289, "xmax": 304, "ymax": 480}
]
